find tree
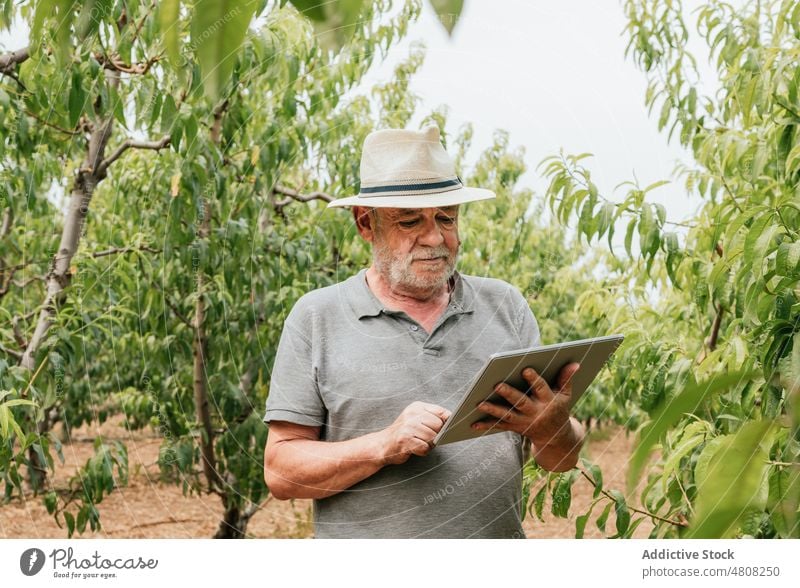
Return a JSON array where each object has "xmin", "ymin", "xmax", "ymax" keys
[
  {"xmin": 539, "ymin": 0, "xmax": 800, "ymax": 538},
  {"xmin": 1, "ymin": 0, "xmax": 603, "ymax": 538},
  {"xmin": 0, "ymin": 0, "xmax": 423, "ymax": 537}
]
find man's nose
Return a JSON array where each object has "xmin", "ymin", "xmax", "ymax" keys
[{"xmin": 417, "ymin": 219, "xmax": 446, "ymax": 247}]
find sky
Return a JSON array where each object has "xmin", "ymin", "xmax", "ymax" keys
[
  {"xmin": 1, "ymin": 0, "xmax": 717, "ymax": 235},
  {"xmin": 356, "ymin": 0, "xmax": 716, "ymax": 233}
]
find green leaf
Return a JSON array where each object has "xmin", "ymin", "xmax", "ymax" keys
[
  {"xmin": 575, "ymin": 500, "xmax": 598, "ymax": 539},
  {"xmin": 34, "ymin": 0, "xmax": 76, "ymax": 63},
  {"xmin": 159, "ymin": 0, "xmax": 182, "ymax": 67},
  {"xmin": 108, "ymin": 83, "xmax": 126, "ymax": 128},
  {"xmin": 752, "ymin": 142, "xmax": 767, "ymax": 180},
  {"xmin": 776, "ymin": 241, "xmax": 800, "ymax": 277},
  {"xmin": 191, "ymin": 0, "xmax": 260, "ymax": 99},
  {"xmin": 628, "ymin": 369, "xmax": 756, "ymax": 493},
  {"xmin": 596, "ymin": 501, "xmax": 613, "ymax": 533},
  {"xmin": 777, "ymin": 125, "xmax": 795, "ymax": 174},
  {"xmin": 428, "ymin": 0, "xmax": 464, "ymax": 35},
  {"xmin": 160, "ymin": 94, "xmax": 177, "ymax": 135},
  {"xmin": 597, "ymin": 202, "xmax": 615, "ymax": 238},
  {"xmin": 289, "ymin": 0, "xmax": 327, "ymax": 21},
  {"xmin": 76, "ymin": 0, "xmax": 111, "ymax": 40},
  {"xmin": 644, "ymin": 179, "xmax": 670, "ymax": 193},
  {"xmin": 664, "ymin": 231, "xmax": 679, "ymax": 254},
  {"xmin": 77, "ymin": 505, "xmax": 88, "ymax": 533},
  {"xmin": 611, "ymin": 490, "xmax": 630, "ymax": 536},
  {"xmin": 778, "ymin": 331, "xmax": 800, "ymax": 397},
  {"xmin": 688, "ymin": 420, "xmax": 776, "ymax": 538},
  {"xmin": 768, "ymin": 466, "xmax": 800, "ymax": 537},
  {"xmin": 31, "ymin": 0, "xmax": 56, "ymax": 52},
  {"xmin": 1, "ymin": 399, "xmax": 36, "ymax": 408},
  {"xmin": 624, "ymin": 217, "xmax": 637, "ymax": 258},
  {"xmin": 582, "ymin": 458, "xmax": 603, "ymax": 499},
  {"xmin": 0, "ymin": 405, "xmax": 9, "ymax": 440},
  {"xmin": 64, "ymin": 511, "xmax": 75, "ymax": 537},
  {"xmin": 660, "ymin": 420, "xmax": 711, "ymax": 486},
  {"xmin": 44, "ymin": 491, "xmax": 57, "ymax": 515},
  {"xmin": 532, "ymin": 483, "xmax": 547, "ymax": 522},
  {"xmin": 67, "ymin": 70, "xmax": 85, "ymax": 128},
  {"xmin": 551, "ymin": 470, "xmax": 577, "ymax": 518}
]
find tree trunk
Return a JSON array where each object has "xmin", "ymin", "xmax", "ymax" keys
[
  {"xmin": 193, "ymin": 197, "xmax": 222, "ymax": 493},
  {"xmin": 193, "ymin": 101, "xmax": 228, "ymax": 504},
  {"xmin": 21, "ymin": 70, "xmax": 118, "ymax": 491},
  {"xmin": 214, "ymin": 504, "xmax": 246, "ymax": 539}
]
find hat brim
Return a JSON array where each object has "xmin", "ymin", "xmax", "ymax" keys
[{"xmin": 326, "ymin": 186, "xmax": 496, "ymax": 209}]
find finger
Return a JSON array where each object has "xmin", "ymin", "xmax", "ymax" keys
[
  {"xmin": 419, "ymin": 414, "xmax": 447, "ymax": 432},
  {"xmin": 412, "ymin": 423, "xmax": 440, "ymax": 441},
  {"xmin": 476, "ymin": 400, "xmax": 522, "ymax": 424},
  {"xmin": 522, "ymin": 367, "xmax": 554, "ymax": 403},
  {"xmin": 492, "ymin": 382, "xmax": 535, "ymax": 415},
  {"xmin": 409, "ymin": 438, "xmax": 432, "ymax": 457},
  {"xmin": 420, "ymin": 403, "xmax": 452, "ymax": 422},
  {"xmin": 555, "ymin": 362, "xmax": 581, "ymax": 399},
  {"xmin": 471, "ymin": 418, "xmax": 512, "ymax": 432}
]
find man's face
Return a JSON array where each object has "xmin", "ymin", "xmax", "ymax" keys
[{"xmin": 358, "ymin": 205, "xmax": 461, "ymax": 296}]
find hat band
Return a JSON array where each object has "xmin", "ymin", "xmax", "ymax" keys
[{"xmin": 360, "ymin": 177, "xmax": 462, "ymax": 196}]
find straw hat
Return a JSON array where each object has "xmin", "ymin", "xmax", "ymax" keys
[{"xmin": 326, "ymin": 125, "xmax": 496, "ymax": 208}]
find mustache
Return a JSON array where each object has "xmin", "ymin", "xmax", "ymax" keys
[{"xmin": 410, "ymin": 246, "xmax": 452, "ymax": 261}]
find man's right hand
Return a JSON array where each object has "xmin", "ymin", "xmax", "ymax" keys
[{"xmin": 380, "ymin": 401, "xmax": 451, "ymax": 465}]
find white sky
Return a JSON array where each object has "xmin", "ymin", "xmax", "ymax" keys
[
  {"xmin": 356, "ymin": 0, "xmax": 717, "ymax": 231},
  {"xmin": 1, "ymin": 0, "xmax": 716, "ymax": 232}
]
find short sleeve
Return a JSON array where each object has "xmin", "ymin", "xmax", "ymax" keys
[
  {"xmin": 510, "ymin": 286, "xmax": 542, "ymax": 349},
  {"xmin": 263, "ymin": 301, "xmax": 327, "ymax": 427}
]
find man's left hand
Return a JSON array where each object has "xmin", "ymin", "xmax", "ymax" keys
[{"xmin": 472, "ymin": 362, "xmax": 580, "ymax": 449}]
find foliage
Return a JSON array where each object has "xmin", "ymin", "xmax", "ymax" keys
[
  {"xmin": 536, "ymin": 0, "xmax": 800, "ymax": 538},
  {"xmin": 0, "ymin": 0, "xmax": 427, "ymax": 536},
  {"xmin": 0, "ymin": 0, "xmax": 601, "ymax": 537}
]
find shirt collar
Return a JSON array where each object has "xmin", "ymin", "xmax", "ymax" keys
[{"xmin": 347, "ymin": 267, "xmax": 474, "ymax": 319}]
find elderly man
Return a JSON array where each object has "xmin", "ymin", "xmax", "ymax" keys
[{"xmin": 263, "ymin": 126, "xmax": 585, "ymax": 538}]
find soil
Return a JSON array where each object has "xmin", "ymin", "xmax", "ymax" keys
[{"xmin": 0, "ymin": 418, "xmax": 651, "ymax": 539}]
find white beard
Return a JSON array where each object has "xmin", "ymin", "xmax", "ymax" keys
[{"xmin": 372, "ymin": 237, "xmax": 457, "ymax": 295}]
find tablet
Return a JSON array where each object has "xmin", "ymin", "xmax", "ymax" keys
[{"xmin": 432, "ymin": 334, "xmax": 624, "ymax": 446}]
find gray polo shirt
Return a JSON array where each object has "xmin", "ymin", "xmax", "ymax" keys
[{"xmin": 263, "ymin": 267, "xmax": 542, "ymax": 538}]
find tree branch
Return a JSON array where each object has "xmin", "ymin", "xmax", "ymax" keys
[
  {"xmin": 0, "ymin": 244, "xmax": 160, "ymax": 279},
  {"xmin": 707, "ymin": 302, "xmax": 724, "ymax": 351},
  {"xmin": 1, "ymin": 207, "xmax": 13, "ymax": 239},
  {"xmin": 91, "ymin": 244, "xmax": 161, "ymax": 259},
  {"xmin": 0, "ymin": 46, "xmax": 29, "ymax": 72},
  {"xmin": 24, "ymin": 109, "xmax": 81, "ymax": 136},
  {"xmin": 242, "ymin": 495, "xmax": 274, "ymax": 521},
  {"xmin": 129, "ymin": 0, "xmax": 157, "ymax": 49},
  {"xmin": 12, "ymin": 316, "xmax": 28, "ymax": 349},
  {"xmin": 93, "ymin": 51, "xmax": 162, "ymax": 75},
  {"xmin": 163, "ymin": 292, "xmax": 193, "ymax": 329},
  {"xmin": 0, "ymin": 344, "xmax": 22, "ymax": 361},
  {"xmin": 272, "ymin": 184, "xmax": 334, "ymax": 212},
  {"xmin": 1, "ymin": 69, "xmax": 26, "ymax": 92},
  {"xmin": 1, "ymin": 47, "xmax": 30, "ymax": 94},
  {"xmin": 578, "ymin": 468, "xmax": 688, "ymax": 528},
  {"xmin": 96, "ymin": 135, "xmax": 170, "ymax": 177},
  {"xmin": 0, "ymin": 266, "xmax": 16, "ymax": 297}
]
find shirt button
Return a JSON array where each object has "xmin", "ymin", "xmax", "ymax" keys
[{"xmin": 410, "ymin": 325, "xmax": 419, "ymax": 331}]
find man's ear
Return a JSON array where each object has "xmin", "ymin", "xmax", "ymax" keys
[{"xmin": 353, "ymin": 206, "xmax": 376, "ymax": 242}]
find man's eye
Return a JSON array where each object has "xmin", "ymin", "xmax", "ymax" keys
[
  {"xmin": 399, "ymin": 220, "xmax": 419, "ymax": 227},
  {"xmin": 438, "ymin": 216, "xmax": 456, "ymax": 225}
]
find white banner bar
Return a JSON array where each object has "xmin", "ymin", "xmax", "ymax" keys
[{"xmin": 2, "ymin": 539, "xmax": 798, "ymax": 587}]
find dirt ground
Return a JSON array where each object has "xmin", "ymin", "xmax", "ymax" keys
[{"xmin": 0, "ymin": 418, "xmax": 651, "ymax": 539}]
